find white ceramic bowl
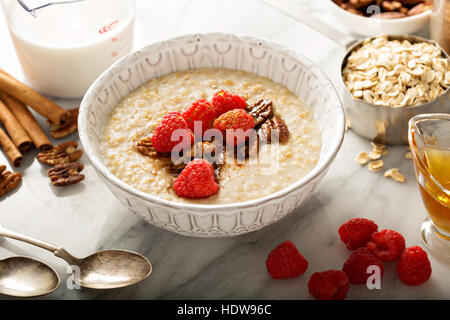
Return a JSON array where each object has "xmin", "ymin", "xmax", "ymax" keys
[
  {"xmin": 325, "ymin": 0, "xmax": 431, "ymax": 36},
  {"xmin": 78, "ymin": 33, "xmax": 345, "ymax": 237}
]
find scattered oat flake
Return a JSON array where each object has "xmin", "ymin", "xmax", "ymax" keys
[
  {"xmin": 356, "ymin": 152, "xmax": 369, "ymax": 165},
  {"xmin": 345, "ymin": 117, "xmax": 352, "ymax": 132},
  {"xmin": 368, "ymin": 160, "xmax": 384, "ymax": 172},
  {"xmin": 405, "ymin": 152, "xmax": 413, "ymax": 160},
  {"xmin": 384, "ymin": 168, "xmax": 406, "ymax": 183},
  {"xmin": 371, "ymin": 141, "xmax": 386, "ymax": 151},
  {"xmin": 368, "ymin": 150, "xmax": 381, "ymax": 160}
]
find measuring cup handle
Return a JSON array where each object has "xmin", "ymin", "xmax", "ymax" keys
[{"xmin": 258, "ymin": 0, "xmax": 358, "ymax": 49}]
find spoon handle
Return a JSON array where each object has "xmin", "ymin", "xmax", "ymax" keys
[
  {"xmin": 257, "ymin": 0, "xmax": 358, "ymax": 49},
  {"xmin": 0, "ymin": 224, "xmax": 81, "ymax": 265}
]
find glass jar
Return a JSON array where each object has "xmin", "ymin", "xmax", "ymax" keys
[
  {"xmin": 431, "ymin": 0, "xmax": 450, "ymax": 55},
  {"xmin": 1, "ymin": 0, "xmax": 135, "ymax": 98}
]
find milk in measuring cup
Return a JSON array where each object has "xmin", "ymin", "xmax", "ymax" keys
[{"xmin": 3, "ymin": 0, "xmax": 134, "ymax": 98}]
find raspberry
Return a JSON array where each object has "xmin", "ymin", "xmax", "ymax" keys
[
  {"xmin": 308, "ymin": 270, "xmax": 350, "ymax": 300},
  {"xmin": 366, "ymin": 229, "xmax": 405, "ymax": 261},
  {"xmin": 182, "ymin": 99, "xmax": 216, "ymax": 135},
  {"xmin": 266, "ymin": 240, "xmax": 308, "ymax": 279},
  {"xmin": 397, "ymin": 246, "xmax": 432, "ymax": 286},
  {"xmin": 343, "ymin": 247, "xmax": 385, "ymax": 284},
  {"xmin": 338, "ymin": 218, "xmax": 378, "ymax": 250},
  {"xmin": 211, "ymin": 89, "xmax": 246, "ymax": 116},
  {"xmin": 151, "ymin": 112, "xmax": 193, "ymax": 153},
  {"xmin": 213, "ymin": 109, "xmax": 255, "ymax": 146},
  {"xmin": 173, "ymin": 159, "xmax": 219, "ymax": 198}
]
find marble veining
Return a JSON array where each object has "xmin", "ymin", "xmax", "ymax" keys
[{"xmin": 0, "ymin": 0, "xmax": 448, "ymax": 299}]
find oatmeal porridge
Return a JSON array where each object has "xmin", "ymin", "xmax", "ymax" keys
[{"xmin": 101, "ymin": 68, "xmax": 322, "ymax": 204}]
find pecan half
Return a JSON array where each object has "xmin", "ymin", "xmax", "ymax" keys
[
  {"xmin": 407, "ymin": 3, "xmax": 430, "ymax": 15},
  {"xmin": 259, "ymin": 116, "xmax": 290, "ymax": 143},
  {"xmin": 49, "ymin": 108, "xmax": 79, "ymax": 139},
  {"xmin": 236, "ymin": 130, "xmax": 259, "ymax": 161},
  {"xmin": 0, "ymin": 165, "xmax": 22, "ymax": 197},
  {"xmin": 47, "ymin": 162, "xmax": 85, "ymax": 186},
  {"xmin": 381, "ymin": 0, "xmax": 403, "ymax": 11},
  {"xmin": 246, "ymin": 99, "xmax": 273, "ymax": 127},
  {"xmin": 136, "ymin": 136, "xmax": 171, "ymax": 158},
  {"xmin": 37, "ymin": 141, "xmax": 83, "ymax": 165},
  {"xmin": 173, "ymin": 141, "xmax": 216, "ymax": 168},
  {"xmin": 348, "ymin": 0, "xmax": 374, "ymax": 9},
  {"xmin": 373, "ymin": 11, "xmax": 407, "ymax": 18},
  {"xmin": 169, "ymin": 141, "xmax": 218, "ymax": 173}
]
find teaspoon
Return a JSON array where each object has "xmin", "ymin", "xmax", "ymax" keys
[
  {"xmin": 0, "ymin": 224, "xmax": 152, "ymax": 289},
  {"xmin": 0, "ymin": 256, "xmax": 59, "ymax": 297}
]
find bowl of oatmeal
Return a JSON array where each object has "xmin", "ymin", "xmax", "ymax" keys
[{"xmin": 79, "ymin": 33, "xmax": 345, "ymax": 237}]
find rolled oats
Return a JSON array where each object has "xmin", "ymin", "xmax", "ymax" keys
[
  {"xmin": 356, "ymin": 152, "xmax": 369, "ymax": 165},
  {"xmin": 368, "ymin": 159, "xmax": 384, "ymax": 171},
  {"xmin": 368, "ymin": 150, "xmax": 382, "ymax": 160},
  {"xmin": 384, "ymin": 168, "xmax": 406, "ymax": 183},
  {"xmin": 343, "ymin": 35, "xmax": 450, "ymax": 107}
]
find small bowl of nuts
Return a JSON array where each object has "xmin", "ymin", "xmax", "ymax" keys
[
  {"xmin": 327, "ymin": 0, "xmax": 432, "ymax": 36},
  {"xmin": 341, "ymin": 34, "xmax": 450, "ymax": 144}
]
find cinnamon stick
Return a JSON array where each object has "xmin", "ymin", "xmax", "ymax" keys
[
  {"xmin": 0, "ymin": 91, "xmax": 52, "ymax": 151},
  {"xmin": 0, "ymin": 127, "xmax": 22, "ymax": 167},
  {"xmin": 0, "ymin": 69, "xmax": 70, "ymax": 125},
  {"xmin": 0, "ymin": 98, "xmax": 32, "ymax": 153}
]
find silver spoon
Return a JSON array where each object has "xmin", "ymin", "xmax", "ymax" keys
[
  {"xmin": 0, "ymin": 224, "xmax": 152, "ymax": 289},
  {"xmin": 0, "ymin": 256, "xmax": 60, "ymax": 297}
]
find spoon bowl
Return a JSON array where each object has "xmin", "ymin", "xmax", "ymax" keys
[
  {"xmin": 75, "ymin": 250, "xmax": 152, "ymax": 289},
  {"xmin": 0, "ymin": 256, "xmax": 59, "ymax": 297}
]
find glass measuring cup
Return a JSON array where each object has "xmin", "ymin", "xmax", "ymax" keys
[
  {"xmin": 1, "ymin": 0, "xmax": 135, "ymax": 98},
  {"xmin": 409, "ymin": 113, "xmax": 450, "ymax": 260}
]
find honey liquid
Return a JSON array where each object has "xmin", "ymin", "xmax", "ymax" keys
[{"xmin": 418, "ymin": 145, "xmax": 450, "ymax": 236}]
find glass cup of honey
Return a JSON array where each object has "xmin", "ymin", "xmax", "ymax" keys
[{"xmin": 409, "ymin": 113, "xmax": 450, "ymax": 260}]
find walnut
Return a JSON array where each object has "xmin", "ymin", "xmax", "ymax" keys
[
  {"xmin": 48, "ymin": 108, "xmax": 79, "ymax": 139},
  {"xmin": 0, "ymin": 165, "xmax": 22, "ymax": 197},
  {"xmin": 47, "ymin": 162, "xmax": 85, "ymax": 186},
  {"xmin": 246, "ymin": 99, "xmax": 273, "ymax": 127},
  {"xmin": 37, "ymin": 141, "xmax": 83, "ymax": 165},
  {"xmin": 136, "ymin": 136, "xmax": 171, "ymax": 158},
  {"xmin": 259, "ymin": 116, "xmax": 290, "ymax": 143}
]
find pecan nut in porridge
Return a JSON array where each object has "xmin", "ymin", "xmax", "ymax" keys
[
  {"xmin": 246, "ymin": 98, "xmax": 273, "ymax": 127},
  {"xmin": 260, "ymin": 116, "xmax": 290, "ymax": 143},
  {"xmin": 137, "ymin": 136, "xmax": 170, "ymax": 158}
]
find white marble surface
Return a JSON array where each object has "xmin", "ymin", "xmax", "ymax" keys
[{"xmin": 0, "ymin": 0, "xmax": 448, "ymax": 299}]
